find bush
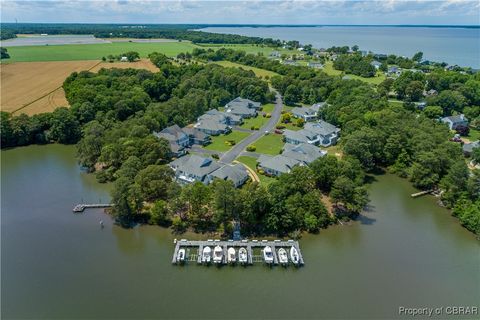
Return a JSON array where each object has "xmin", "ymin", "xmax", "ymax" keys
[
  {"xmin": 266, "ymin": 113, "xmax": 272, "ymax": 118},
  {"xmin": 258, "ymin": 169, "xmax": 265, "ymax": 175},
  {"xmin": 225, "ymin": 140, "xmax": 236, "ymax": 146},
  {"xmin": 276, "ymin": 124, "xmax": 286, "ymax": 129},
  {"xmin": 253, "ymin": 126, "xmax": 260, "ymax": 130},
  {"xmin": 247, "ymin": 145, "xmax": 256, "ymax": 152},
  {"xmin": 212, "ymin": 154, "xmax": 219, "ymax": 159}
]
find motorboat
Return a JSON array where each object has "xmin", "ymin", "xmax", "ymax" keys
[
  {"xmin": 213, "ymin": 245, "xmax": 223, "ymax": 264},
  {"xmin": 278, "ymin": 248, "xmax": 288, "ymax": 265},
  {"xmin": 202, "ymin": 246, "xmax": 211, "ymax": 264},
  {"xmin": 177, "ymin": 248, "xmax": 186, "ymax": 263},
  {"xmin": 290, "ymin": 246, "xmax": 299, "ymax": 265},
  {"xmin": 263, "ymin": 246, "xmax": 274, "ymax": 264},
  {"xmin": 227, "ymin": 247, "xmax": 236, "ymax": 264},
  {"xmin": 238, "ymin": 247, "xmax": 248, "ymax": 264}
]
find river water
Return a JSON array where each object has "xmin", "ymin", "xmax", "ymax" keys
[
  {"xmin": 200, "ymin": 26, "xmax": 480, "ymax": 69},
  {"xmin": 1, "ymin": 145, "xmax": 479, "ymax": 319}
]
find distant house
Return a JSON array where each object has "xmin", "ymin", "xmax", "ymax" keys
[
  {"xmin": 282, "ymin": 59, "xmax": 298, "ymax": 66},
  {"xmin": 307, "ymin": 62, "xmax": 324, "ymax": 69},
  {"xmin": 169, "ymin": 155, "xmax": 248, "ymax": 187},
  {"xmin": 415, "ymin": 102, "xmax": 427, "ymax": 110},
  {"xmin": 374, "ymin": 53, "xmax": 388, "ymax": 60},
  {"xmin": 370, "ymin": 60, "xmax": 382, "ymax": 69},
  {"xmin": 153, "ymin": 125, "xmax": 190, "ymax": 157},
  {"xmin": 463, "ymin": 141, "xmax": 480, "ymax": 157},
  {"xmin": 304, "ymin": 120, "xmax": 340, "ymax": 147},
  {"xmin": 441, "ymin": 114, "xmax": 469, "ymax": 130},
  {"xmin": 387, "ymin": 66, "xmax": 402, "ymax": 77},
  {"xmin": 269, "ymin": 51, "xmax": 281, "ymax": 58},
  {"xmin": 225, "ymin": 97, "xmax": 261, "ymax": 110},
  {"xmin": 201, "ymin": 109, "xmax": 243, "ymax": 125},
  {"xmin": 258, "ymin": 154, "xmax": 303, "ymax": 177},
  {"xmin": 291, "ymin": 106, "xmax": 318, "ymax": 122},
  {"xmin": 424, "ymin": 89, "xmax": 438, "ymax": 97},
  {"xmin": 210, "ymin": 164, "xmax": 249, "ymax": 187}
]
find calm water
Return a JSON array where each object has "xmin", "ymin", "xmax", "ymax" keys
[
  {"xmin": 0, "ymin": 35, "xmax": 110, "ymax": 47},
  {"xmin": 1, "ymin": 145, "xmax": 479, "ymax": 319},
  {"xmin": 200, "ymin": 26, "xmax": 480, "ymax": 68}
]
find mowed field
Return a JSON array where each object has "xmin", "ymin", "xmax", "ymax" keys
[{"xmin": 1, "ymin": 59, "xmax": 158, "ymax": 115}]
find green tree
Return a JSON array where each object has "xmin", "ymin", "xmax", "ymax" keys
[
  {"xmin": 150, "ymin": 199, "xmax": 170, "ymax": 226},
  {"xmin": 134, "ymin": 165, "xmax": 175, "ymax": 202}
]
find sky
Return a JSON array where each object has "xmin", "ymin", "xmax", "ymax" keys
[{"xmin": 1, "ymin": 0, "xmax": 479, "ymax": 25}]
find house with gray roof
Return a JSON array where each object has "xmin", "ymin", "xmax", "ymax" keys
[
  {"xmin": 304, "ymin": 120, "xmax": 340, "ymax": 147},
  {"xmin": 210, "ymin": 164, "xmax": 249, "ymax": 187},
  {"xmin": 441, "ymin": 114, "xmax": 469, "ymax": 130},
  {"xmin": 153, "ymin": 125, "xmax": 190, "ymax": 157},
  {"xmin": 282, "ymin": 143, "xmax": 327, "ymax": 164},
  {"xmin": 282, "ymin": 59, "xmax": 298, "ymax": 66},
  {"xmin": 310, "ymin": 102, "xmax": 327, "ymax": 113},
  {"xmin": 370, "ymin": 60, "xmax": 382, "ymax": 69},
  {"xmin": 291, "ymin": 106, "xmax": 318, "ymax": 122},
  {"xmin": 258, "ymin": 154, "xmax": 303, "ymax": 177},
  {"xmin": 200, "ymin": 109, "xmax": 243, "ymax": 125},
  {"xmin": 225, "ymin": 97, "xmax": 261, "ymax": 110},
  {"xmin": 194, "ymin": 119, "xmax": 231, "ymax": 136},
  {"xmin": 307, "ymin": 62, "xmax": 324, "ymax": 69},
  {"xmin": 226, "ymin": 104, "xmax": 257, "ymax": 118},
  {"xmin": 182, "ymin": 127, "xmax": 211, "ymax": 146},
  {"xmin": 169, "ymin": 155, "xmax": 248, "ymax": 187},
  {"xmin": 463, "ymin": 140, "xmax": 479, "ymax": 156},
  {"xmin": 283, "ymin": 129, "xmax": 319, "ymax": 145}
]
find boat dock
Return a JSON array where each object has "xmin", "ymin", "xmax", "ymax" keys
[
  {"xmin": 73, "ymin": 203, "xmax": 113, "ymax": 212},
  {"xmin": 172, "ymin": 239, "xmax": 304, "ymax": 266},
  {"xmin": 411, "ymin": 190, "xmax": 433, "ymax": 198}
]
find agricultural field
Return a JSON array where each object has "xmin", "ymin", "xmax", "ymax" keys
[
  {"xmin": 213, "ymin": 61, "xmax": 280, "ymax": 79},
  {"xmin": 1, "ymin": 59, "xmax": 158, "ymax": 115},
  {"xmin": 203, "ymin": 130, "xmax": 250, "ymax": 152}
]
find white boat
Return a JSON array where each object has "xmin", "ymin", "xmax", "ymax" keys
[
  {"xmin": 278, "ymin": 248, "xmax": 288, "ymax": 265},
  {"xmin": 238, "ymin": 247, "xmax": 248, "ymax": 264},
  {"xmin": 290, "ymin": 246, "xmax": 299, "ymax": 265},
  {"xmin": 202, "ymin": 246, "xmax": 211, "ymax": 264},
  {"xmin": 177, "ymin": 248, "xmax": 186, "ymax": 263},
  {"xmin": 227, "ymin": 247, "xmax": 236, "ymax": 264},
  {"xmin": 213, "ymin": 245, "xmax": 223, "ymax": 264},
  {"xmin": 263, "ymin": 246, "xmax": 274, "ymax": 264}
]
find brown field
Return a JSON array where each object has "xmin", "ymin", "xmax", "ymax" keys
[{"xmin": 1, "ymin": 59, "xmax": 158, "ymax": 116}]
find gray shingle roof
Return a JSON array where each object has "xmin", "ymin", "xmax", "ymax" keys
[
  {"xmin": 283, "ymin": 129, "xmax": 317, "ymax": 142},
  {"xmin": 442, "ymin": 114, "xmax": 468, "ymax": 124},
  {"xmin": 153, "ymin": 124, "xmax": 188, "ymax": 142},
  {"xmin": 282, "ymin": 143, "xmax": 327, "ymax": 164},
  {"xmin": 182, "ymin": 127, "xmax": 209, "ymax": 140},
  {"xmin": 258, "ymin": 155, "xmax": 302, "ymax": 174},
  {"xmin": 463, "ymin": 141, "xmax": 480, "ymax": 153},
  {"xmin": 170, "ymin": 155, "xmax": 221, "ymax": 180},
  {"xmin": 304, "ymin": 120, "xmax": 340, "ymax": 137},
  {"xmin": 195, "ymin": 119, "xmax": 229, "ymax": 132},
  {"xmin": 210, "ymin": 164, "xmax": 248, "ymax": 185},
  {"xmin": 226, "ymin": 104, "xmax": 257, "ymax": 117},
  {"xmin": 226, "ymin": 97, "xmax": 261, "ymax": 109},
  {"xmin": 292, "ymin": 107, "xmax": 317, "ymax": 117},
  {"xmin": 310, "ymin": 102, "xmax": 327, "ymax": 112}
]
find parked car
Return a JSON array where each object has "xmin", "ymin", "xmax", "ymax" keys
[{"xmin": 274, "ymin": 129, "xmax": 284, "ymax": 134}]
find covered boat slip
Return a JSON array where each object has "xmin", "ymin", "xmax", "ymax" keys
[{"xmin": 171, "ymin": 239, "xmax": 305, "ymax": 266}]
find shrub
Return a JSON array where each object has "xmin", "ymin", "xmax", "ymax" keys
[
  {"xmin": 266, "ymin": 113, "xmax": 272, "ymax": 118},
  {"xmin": 276, "ymin": 124, "xmax": 286, "ymax": 129},
  {"xmin": 212, "ymin": 154, "xmax": 219, "ymax": 159},
  {"xmin": 247, "ymin": 145, "xmax": 257, "ymax": 152},
  {"xmin": 253, "ymin": 126, "xmax": 260, "ymax": 130}
]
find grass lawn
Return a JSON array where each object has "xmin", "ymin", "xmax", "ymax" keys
[
  {"xmin": 254, "ymin": 133, "xmax": 284, "ymax": 155},
  {"xmin": 203, "ymin": 130, "xmax": 250, "ymax": 152},
  {"xmin": 323, "ymin": 61, "xmax": 343, "ymax": 76},
  {"xmin": 240, "ymin": 115, "xmax": 270, "ymax": 129},
  {"xmin": 213, "ymin": 61, "xmax": 280, "ymax": 79},
  {"xmin": 3, "ymin": 41, "xmax": 201, "ymax": 62},
  {"xmin": 282, "ymin": 105, "xmax": 294, "ymax": 112},
  {"xmin": 388, "ymin": 99, "xmax": 404, "ymax": 107},
  {"xmin": 262, "ymin": 103, "xmax": 275, "ymax": 113},
  {"xmin": 323, "ymin": 61, "xmax": 385, "ymax": 85},
  {"xmin": 236, "ymin": 156, "xmax": 277, "ymax": 185},
  {"xmin": 280, "ymin": 122, "xmax": 303, "ymax": 131}
]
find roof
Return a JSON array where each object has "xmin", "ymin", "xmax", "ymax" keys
[
  {"xmin": 283, "ymin": 129, "xmax": 315, "ymax": 143},
  {"xmin": 282, "ymin": 143, "xmax": 327, "ymax": 164},
  {"xmin": 304, "ymin": 120, "xmax": 340, "ymax": 137},
  {"xmin": 154, "ymin": 124, "xmax": 187, "ymax": 142},
  {"xmin": 170, "ymin": 155, "xmax": 221, "ymax": 178},
  {"xmin": 226, "ymin": 97, "xmax": 261, "ymax": 109},
  {"xmin": 291, "ymin": 106, "xmax": 317, "ymax": 117},
  {"xmin": 441, "ymin": 114, "xmax": 468, "ymax": 124},
  {"xmin": 310, "ymin": 102, "xmax": 327, "ymax": 112},
  {"xmin": 198, "ymin": 113, "xmax": 227, "ymax": 123},
  {"xmin": 370, "ymin": 60, "xmax": 382, "ymax": 66},
  {"xmin": 258, "ymin": 155, "xmax": 301, "ymax": 174},
  {"xmin": 210, "ymin": 164, "xmax": 248, "ymax": 185},
  {"xmin": 463, "ymin": 141, "xmax": 480, "ymax": 153},
  {"xmin": 226, "ymin": 104, "xmax": 257, "ymax": 116},
  {"xmin": 182, "ymin": 127, "xmax": 209, "ymax": 140},
  {"xmin": 195, "ymin": 119, "xmax": 229, "ymax": 132}
]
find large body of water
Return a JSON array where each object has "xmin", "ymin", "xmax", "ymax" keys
[
  {"xmin": 1, "ymin": 145, "xmax": 479, "ymax": 319},
  {"xmin": 201, "ymin": 26, "xmax": 480, "ymax": 68}
]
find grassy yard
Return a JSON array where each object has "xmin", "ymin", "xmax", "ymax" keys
[
  {"xmin": 388, "ymin": 99, "xmax": 404, "ymax": 107},
  {"xmin": 203, "ymin": 130, "xmax": 250, "ymax": 152},
  {"xmin": 280, "ymin": 122, "xmax": 303, "ymax": 131},
  {"xmin": 323, "ymin": 61, "xmax": 386, "ymax": 85},
  {"xmin": 240, "ymin": 115, "xmax": 270, "ymax": 130},
  {"xmin": 3, "ymin": 41, "xmax": 200, "ymax": 62},
  {"xmin": 236, "ymin": 156, "xmax": 277, "ymax": 185},
  {"xmin": 254, "ymin": 133, "xmax": 284, "ymax": 155},
  {"xmin": 213, "ymin": 61, "xmax": 280, "ymax": 79},
  {"xmin": 262, "ymin": 103, "xmax": 275, "ymax": 113}
]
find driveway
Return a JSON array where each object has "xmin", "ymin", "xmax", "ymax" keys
[{"xmin": 220, "ymin": 91, "xmax": 283, "ymax": 164}]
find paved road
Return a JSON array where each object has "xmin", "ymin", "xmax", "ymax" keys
[{"xmin": 220, "ymin": 91, "xmax": 283, "ymax": 164}]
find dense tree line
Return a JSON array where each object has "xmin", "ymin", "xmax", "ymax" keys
[
  {"xmin": 1, "ymin": 47, "xmax": 10, "ymax": 59},
  {"xmin": 333, "ymin": 53, "xmax": 376, "ymax": 77},
  {"xmin": 0, "ymin": 29, "xmax": 16, "ymax": 40}
]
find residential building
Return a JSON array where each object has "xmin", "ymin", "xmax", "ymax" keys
[
  {"xmin": 182, "ymin": 127, "xmax": 211, "ymax": 146},
  {"xmin": 370, "ymin": 60, "xmax": 382, "ymax": 69},
  {"xmin": 463, "ymin": 141, "xmax": 480, "ymax": 157},
  {"xmin": 153, "ymin": 125, "xmax": 190, "ymax": 157},
  {"xmin": 226, "ymin": 104, "xmax": 257, "ymax": 118},
  {"xmin": 194, "ymin": 119, "xmax": 231, "ymax": 136},
  {"xmin": 283, "ymin": 59, "xmax": 299, "ymax": 66},
  {"xmin": 225, "ymin": 97, "xmax": 261, "ymax": 110},
  {"xmin": 310, "ymin": 102, "xmax": 327, "ymax": 114},
  {"xmin": 258, "ymin": 154, "xmax": 303, "ymax": 177},
  {"xmin": 304, "ymin": 120, "xmax": 341, "ymax": 147},
  {"xmin": 283, "ymin": 129, "xmax": 319, "ymax": 145},
  {"xmin": 269, "ymin": 51, "xmax": 281, "ymax": 58},
  {"xmin": 387, "ymin": 66, "xmax": 402, "ymax": 77},
  {"xmin": 291, "ymin": 106, "xmax": 318, "ymax": 122},
  {"xmin": 282, "ymin": 143, "xmax": 327, "ymax": 164},
  {"xmin": 209, "ymin": 164, "xmax": 249, "ymax": 187},
  {"xmin": 441, "ymin": 114, "xmax": 469, "ymax": 130},
  {"xmin": 307, "ymin": 62, "xmax": 324, "ymax": 69}
]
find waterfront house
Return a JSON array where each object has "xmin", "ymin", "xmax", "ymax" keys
[
  {"xmin": 463, "ymin": 141, "xmax": 480, "ymax": 157},
  {"xmin": 370, "ymin": 60, "xmax": 382, "ymax": 69},
  {"xmin": 304, "ymin": 120, "xmax": 340, "ymax": 147},
  {"xmin": 291, "ymin": 106, "xmax": 318, "ymax": 122},
  {"xmin": 225, "ymin": 97, "xmax": 261, "ymax": 110},
  {"xmin": 153, "ymin": 125, "xmax": 190, "ymax": 157},
  {"xmin": 441, "ymin": 114, "xmax": 469, "ymax": 130}
]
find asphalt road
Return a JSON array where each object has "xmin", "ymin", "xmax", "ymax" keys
[{"xmin": 220, "ymin": 91, "xmax": 283, "ymax": 164}]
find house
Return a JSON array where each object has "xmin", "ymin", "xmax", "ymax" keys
[
  {"xmin": 370, "ymin": 60, "xmax": 382, "ymax": 69},
  {"xmin": 282, "ymin": 143, "xmax": 327, "ymax": 164},
  {"xmin": 201, "ymin": 109, "xmax": 243, "ymax": 125},
  {"xmin": 169, "ymin": 155, "xmax": 248, "ymax": 187},
  {"xmin": 210, "ymin": 164, "xmax": 249, "ymax": 187},
  {"xmin": 424, "ymin": 89, "xmax": 438, "ymax": 97},
  {"xmin": 283, "ymin": 129, "xmax": 319, "ymax": 145},
  {"xmin": 283, "ymin": 59, "xmax": 298, "ymax": 66},
  {"xmin": 182, "ymin": 127, "xmax": 211, "ymax": 146},
  {"xmin": 291, "ymin": 106, "xmax": 317, "ymax": 122},
  {"xmin": 169, "ymin": 155, "xmax": 221, "ymax": 185},
  {"xmin": 441, "ymin": 114, "xmax": 469, "ymax": 130},
  {"xmin": 153, "ymin": 125, "xmax": 190, "ymax": 157},
  {"xmin": 463, "ymin": 141, "xmax": 480, "ymax": 156},
  {"xmin": 194, "ymin": 119, "xmax": 231, "ymax": 136},
  {"xmin": 415, "ymin": 102, "xmax": 427, "ymax": 110},
  {"xmin": 258, "ymin": 154, "xmax": 303, "ymax": 177},
  {"xmin": 387, "ymin": 66, "xmax": 402, "ymax": 77},
  {"xmin": 225, "ymin": 97, "xmax": 261, "ymax": 110},
  {"xmin": 270, "ymin": 51, "xmax": 281, "ymax": 58},
  {"xmin": 304, "ymin": 120, "xmax": 340, "ymax": 147},
  {"xmin": 226, "ymin": 104, "xmax": 257, "ymax": 118},
  {"xmin": 310, "ymin": 102, "xmax": 327, "ymax": 114},
  {"xmin": 307, "ymin": 61, "xmax": 324, "ymax": 69}
]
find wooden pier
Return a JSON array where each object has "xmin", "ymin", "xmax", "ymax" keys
[
  {"xmin": 172, "ymin": 239, "xmax": 304, "ymax": 267},
  {"xmin": 411, "ymin": 190, "xmax": 433, "ymax": 198},
  {"xmin": 73, "ymin": 203, "xmax": 114, "ymax": 212}
]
